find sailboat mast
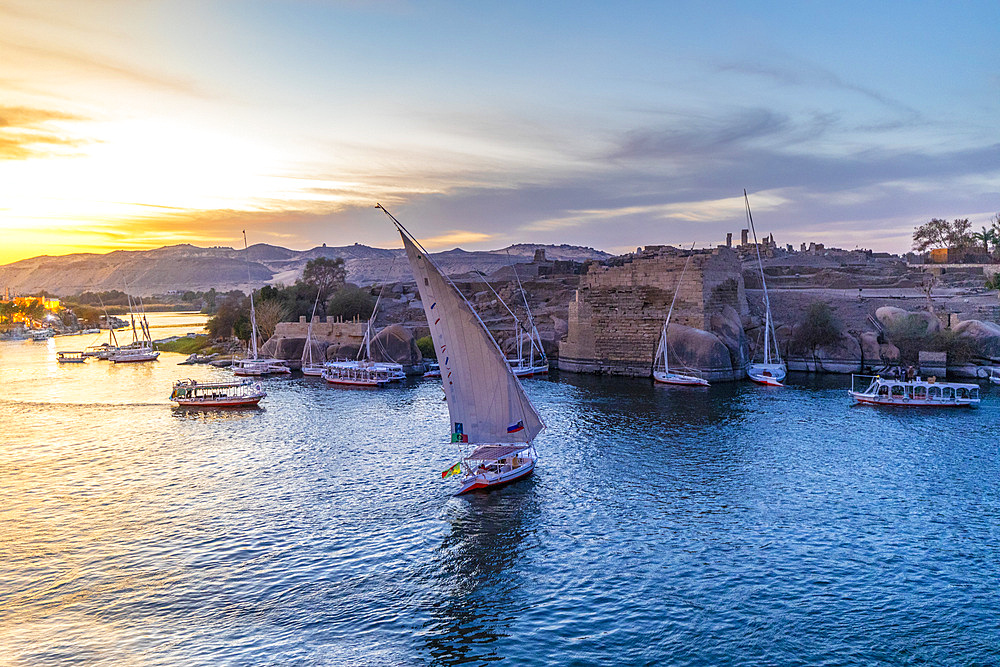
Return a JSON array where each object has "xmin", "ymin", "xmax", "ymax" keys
[
  {"xmin": 304, "ymin": 291, "xmax": 319, "ymax": 367},
  {"xmin": 243, "ymin": 231, "xmax": 259, "ymax": 360},
  {"xmin": 505, "ymin": 251, "xmax": 544, "ymax": 366},
  {"xmin": 661, "ymin": 243, "xmax": 697, "ymax": 374},
  {"xmin": 475, "ymin": 273, "xmax": 521, "ymax": 362},
  {"xmin": 745, "ymin": 190, "xmax": 775, "ymax": 365}
]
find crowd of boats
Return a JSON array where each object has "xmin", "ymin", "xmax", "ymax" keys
[{"xmin": 21, "ymin": 201, "xmax": 994, "ymax": 494}]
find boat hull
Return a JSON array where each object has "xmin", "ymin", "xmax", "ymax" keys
[
  {"xmin": 110, "ymin": 353, "xmax": 160, "ymax": 363},
  {"xmin": 173, "ymin": 397, "xmax": 263, "ymax": 408},
  {"xmin": 324, "ymin": 377, "xmax": 389, "ymax": 388},
  {"xmin": 456, "ymin": 458, "xmax": 535, "ymax": 495},
  {"xmin": 848, "ymin": 391, "xmax": 978, "ymax": 408},
  {"xmin": 511, "ymin": 364, "xmax": 549, "ymax": 378},
  {"xmin": 233, "ymin": 366, "xmax": 291, "ymax": 376},
  {"xmin": 748, "ymin": 373, "xmax": 784, "ymax": 387},
  {"xmin": 653, "ymin": 371, "xmax": 709, "ymax": 386}
]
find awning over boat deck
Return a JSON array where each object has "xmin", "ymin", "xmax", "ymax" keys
[{"xmin": 465, "ymin": 444, "xmax": 530, "ymax": 462}]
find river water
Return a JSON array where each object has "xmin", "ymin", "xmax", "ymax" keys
[{"xmin": 1, "ymin": 313, "xmax": 998, "ymax": 665}]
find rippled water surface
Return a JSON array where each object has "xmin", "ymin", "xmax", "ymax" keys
[{"xmin": 2, "ymin": 313, "xmax": 999, "ymax": 665}]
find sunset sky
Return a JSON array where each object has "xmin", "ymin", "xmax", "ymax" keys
[{"xmin": 1, "ymin": 0, "xmax": 997, "ymax": 264}]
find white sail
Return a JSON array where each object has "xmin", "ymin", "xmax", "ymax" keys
[{"xmin": 397, "ymin": 226, "xmax": 544, "ymax": 445}]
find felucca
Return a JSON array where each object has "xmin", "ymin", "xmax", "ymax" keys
[
  {"xmin": 378, "ymin": 204, "xmax": 544, "ymax": 494},
  {"xmin": 653, "ymin": 244, "xmax": 709, "ymax": 386},
  {"xmin": 109, "ymin": 286, "xmax": 159, "ymax": 363},
  {"xmin": 744, "ymin": 190, "xmax": 786, "ymax": 386}
]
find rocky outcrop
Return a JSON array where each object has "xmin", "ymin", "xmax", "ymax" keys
[
  {"xmin": 326, "ymin": 343, "xmax": 361, "ymax": 361},
  {"xmin": 710, "ymin": 305, "xmax": 750, "ymax": 373},
  {"xmin": 368, "ymin": 324, "xmax": 422, "ymax": 369},
  {"xmin": 260, "ymin": 336, "xmax": 307, "ymax": 368},
  {"xmin": 953, "ymin": 319, "xmax": 1000, "ymax": 362},
  {"xmin": 665, "ymin": 323, "xmax": 736, "ymax": 380},
  {"xmin": 875, "ymin": 306, "xmax": 942, "ymax": 336}
]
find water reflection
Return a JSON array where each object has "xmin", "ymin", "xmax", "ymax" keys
[
  {"xmin": 423, "ymin": 486, "xmax": 540, "ymax": 665},
  {"xmin": 169, "ymin": 405, "xmax": 264, "ymax": 421}
]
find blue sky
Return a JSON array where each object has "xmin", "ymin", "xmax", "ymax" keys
[{"xmin": 1, "ymin": 0, "xmax": 997, "ymax": 262}]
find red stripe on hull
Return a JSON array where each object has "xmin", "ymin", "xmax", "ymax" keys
[
  {"xmin": 456, "ymin": 463, "xmax": 534, "ymax": 495},
  {"xmin": 174, "ymin": 398, "xmax": 263, "ymax": 407}
]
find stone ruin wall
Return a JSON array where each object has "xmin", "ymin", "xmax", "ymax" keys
[{"xmin": 559, "ymin": 246, "xmax": 746, "ymax": 377}]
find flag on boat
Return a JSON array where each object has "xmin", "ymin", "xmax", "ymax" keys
[
  {"xmin": 507, "ymin": 420, "xmax": 524, "ymax": 433},
  {"xmin": 451, "ymin": 432, "xmax": 468, "ymax": 443},
  {"xmin": 441, "ymin": 461, "xmax": 462, "ymax": 478}
]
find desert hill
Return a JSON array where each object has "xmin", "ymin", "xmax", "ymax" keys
[{"xmin": 0, "ymin": 242, "xmax": 611, "ymax": 296}]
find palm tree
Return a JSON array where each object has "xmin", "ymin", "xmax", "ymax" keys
[{"xmin": 972, "ymin": 226, "xmax": 996, "ymax": 254}]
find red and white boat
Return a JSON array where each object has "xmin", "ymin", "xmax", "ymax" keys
[
  {"xmin": 747, "ymin": 365, "xmax": 784, "ymax": 387},
  {"xmin": 455, "ymin": 445, "xmax": 537, "ymax": 494},
  {"xmin": 170, "ymin": 378, "xmax": 265, "ymax": 407},
  {"xmin": 744, "ymin": 191, "xmax": 786, "ymax": 387},
  {"xmin": 848, "ymin": 375, "xmax": 979, "ymax": 407},
  {"xmin": 381, "ymin": 204, "xmax": 545, "ymax": 495}
]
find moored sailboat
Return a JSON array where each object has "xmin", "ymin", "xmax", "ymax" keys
[
  {"xmin": 109, "ymin": 289, "xmax": 159, "ymax": 363},
  {"xmin": 301, "ymin": 292, "xmax": 325, "ymax": 376},
  {"xmin": 744, "ymin": 190, "xmax": 786, "ymax": 386},
  {"xmin": 653, "ymin": 243, "xmax": 710, "ymax": 387},
  {"xmin": 231, "ymin": 232, "xmax": 291, "ymax": 377},
  {"xmin": 378, "ymin": 204, "xmax": 544, "ymax": 494},
  {"xmin": 476, "ymin": 271, "xmax": 548, "ymax": 378}
]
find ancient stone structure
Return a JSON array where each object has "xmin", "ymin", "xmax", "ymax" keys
[
  {"xmin": 272, "ymin": 319, "xmax": 366, "ymax": 345},
  {"xmin": 558, "ymin": 246, "xmax": 748, "ymax": 381}
]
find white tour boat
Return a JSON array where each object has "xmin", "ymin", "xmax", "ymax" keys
[
  {"xmin": 170, "ymin": 378, "xmax": 266, "ymax": 407},
  {"xmin": 744, "ymin": 190, "xmax": 786, "ymax": 386},
  {"xmin": 848, "ymin": 374, "xmax": 980, "ymax": 408},
  {"xmin": 321, "ymin": 362, "xmax": 394, "ymax": 388},
  {"xmin": 653, "ymin": 243, "xmax": 710, "ymax": 387},
  {"xmin": 379, "ymin": 204, "xmax": 544, "ymax": 495},
  {"xmin": 322, "ymin": 278, "xmax": 406, "ymax": 386},
  {"xmin": 57, "ymin": 350, "xmax": 87, "ymax": 363}
]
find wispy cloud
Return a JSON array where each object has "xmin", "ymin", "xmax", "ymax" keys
[{"xmin": 0, "ymin": 105, "xmax": 90, "ymax": 159}]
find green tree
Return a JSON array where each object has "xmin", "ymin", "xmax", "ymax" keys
[
  {"xmin": 912, "ymin": 217, "xmax": 975, "ymax": 252},
  {"xmin": 792, "ymin": 301, "xmax": 842, "ymax": 353},
  {"xmin": 972, "ymin": 226, "xmax": 996, "ymax": 254},
  {"xmin": 327, "ymin": 285, "xmax": 375, "ymax": 321},
  {"xmin": 301, "ymin": 257, "xmax": 346, "ymax": 314},
  {"xmin": 206, "ymin": 293, "xmax": 246, "ymax": 338},
  {"xmin": 416, "ymin": 335, "xmax": 436, "ymax": 359},
  {"xmin": 946, "ymin": 218, "xmax": 973, "ymax": 250}
]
